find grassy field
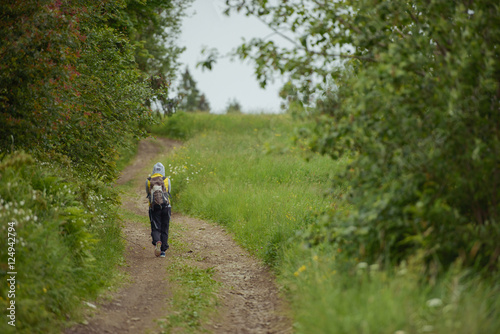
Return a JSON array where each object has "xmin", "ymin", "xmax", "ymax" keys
[
  {"xmin": 150, "ymin": 112, "xmax": 348, "ymax": 266},
  {"xmin": 149, "ymin": 112, "xmax": 500, "ymax": 334}
]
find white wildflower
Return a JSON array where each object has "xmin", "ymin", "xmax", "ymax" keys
[
  {"xmin": 426, "ymin": 298, "xmax": 443, "ymax": 308},
  {"xmin": 356, "ymin": 262, "xmax": 368, "ymax": 270},
  {"xmin": 422, "ymin": 325, "xmax": 434, "ymax": 332}
]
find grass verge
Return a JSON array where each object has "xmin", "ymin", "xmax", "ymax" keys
[
  {"xmin": 0, "ymin": 152, "xmax": 125, "ymax": 334},
  {"xmin": 159, "ymin": 258, "xmax": 220, "ymax": 333},
  {"xmin": 149, "ymin": 112, "xmax": 500, "ymax": 334}
]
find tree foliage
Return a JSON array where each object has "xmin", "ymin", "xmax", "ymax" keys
[
  {"xmin": 225, "ymin": 98, "xmax": 242, "ymax": 114},
  {"xmin": 0, "ymin": 0, "xmax": 188, "ymax": 178},
  {"xmin": 106, "ymin": 0, "xmax": 192, "ymax": 115},
  {"xmin": 198, "ymin": 93, "xmax": 210, "ymax": 112},
  {"xmin": 107, "ymin": 0, "xmax": 191, "ymax": 77},
  {"xmin": 177, "ymin": 67, "xmax": 210, "ymax": 112},
  {"xmin": 0, "ymin": 2, "xmax": 188, "ymax": 330},
  {"xmin": 222, "ymin": 0, "xmax": 500, "ymax": 273}
]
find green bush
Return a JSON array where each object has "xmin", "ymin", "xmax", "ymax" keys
[
  {"xmin": 0, "ymin": 152, "xmax": 123, "ymax": 333},
  {"xmin": 222, "ymin": 0, "xmax": 500, "ymax": 274},
  {"xmin": 0, "ymin": 0, "xmax": 155, "ymax": 178},
  {"xmin": 0, "ymin": 1, "xmax": 188, "ymax": 332},
  {"xmin": 305, "ymin": 1, "xmax": 500, "ymax": 274}
]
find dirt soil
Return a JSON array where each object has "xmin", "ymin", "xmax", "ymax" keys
[{"xmin": 66, "ymin": 137, "xmax": 292, "ymax": 334}]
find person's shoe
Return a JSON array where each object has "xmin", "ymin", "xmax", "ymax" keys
[
  {"xmin": 160, "ymin": 251, "xmax": 166, "ymax": 258},
  {"xmin": 154, "ymin": 241, "xmax": 162, "ymax": 257}
]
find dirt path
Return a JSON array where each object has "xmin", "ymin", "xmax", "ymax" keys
[{"xmin": 66, "ymin": 137, "xmax": 292, "ymax": 334}]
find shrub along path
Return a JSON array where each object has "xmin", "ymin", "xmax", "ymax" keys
[{"xmin": 66, "ymin": 137, "xmax": 292, "ymax": 334}]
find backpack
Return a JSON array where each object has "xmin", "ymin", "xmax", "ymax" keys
[{"xmin": 148, "ymin": 176, "xmax": 169, "ymax": 210}]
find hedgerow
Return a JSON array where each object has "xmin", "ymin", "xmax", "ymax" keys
[{"xmin": 0, "ymin": 152, "xmax": 123, "ymax": 333}]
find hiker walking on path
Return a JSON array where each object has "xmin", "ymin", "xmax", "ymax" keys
[{"xmin": 146, "ymin": 162, "xmax": 171, "ymax": 257}]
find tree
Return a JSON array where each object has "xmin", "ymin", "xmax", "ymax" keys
[
  {"xmin": 177, "ymin": 67, "xmax": 210, "ymax": 112},
  {"xmin": 217, "ymin": 0, "xmax": 500, "ymax": 273},
  {"xmin": 107, "ymin": 0, "xmax": 191, "ymax": 78},
  {"xmin": 198, "ymin": 93, "xmax": 210, "ymax": 112},
  {"xmin": 0, "ymin": 0, "xmax": 188, "ymax": 177},
  {"xmin": 225, "ymin": 98, "xmax": 242, "ymax": 114},
  {"xmin": 106, "ymin": 0, "xmax": 192, "ymax": 115}
]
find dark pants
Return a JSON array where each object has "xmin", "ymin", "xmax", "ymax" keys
[{"xmin": 150, "ymin": 205, "xmax": 170, "ymax": 251}]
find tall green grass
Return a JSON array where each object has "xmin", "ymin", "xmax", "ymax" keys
[
  {"xmin": 150, "ymin": 112, "xmax": 500, "ymax": 334},
  {"xmin": 150, "ymin": 112, "xmax": 347, "ymax": 266},
  {"xmin": 282, "ymin": 245, "xmax": 500, "ymax": 334}
]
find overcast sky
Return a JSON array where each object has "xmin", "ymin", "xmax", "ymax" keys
[{"xmin": 177, "ymin": 0, "xmax": 287, "ymax": 113}]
